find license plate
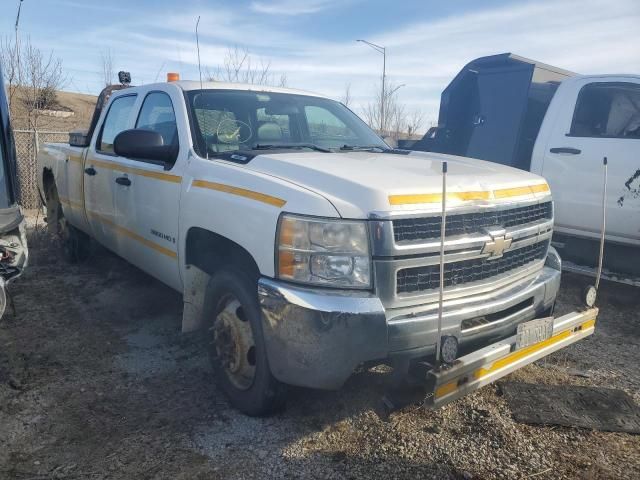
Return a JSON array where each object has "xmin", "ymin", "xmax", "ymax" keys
[{"xmin": 516, "ymin": 317, "xmax": 554, "ymax": 350}]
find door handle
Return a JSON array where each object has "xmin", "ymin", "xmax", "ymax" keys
[
  {"xmin": 115, "ymin": 176, "xmax": 131, "ymax": 186},
  {"xmin": 84, "ymin": 167, "xmax": 97, "ymax": 176},
  {"xmin": 549, "ymin": 147, "xmax": 581, "ymax": 155}
]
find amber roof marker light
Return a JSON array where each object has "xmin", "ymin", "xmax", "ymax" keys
[{"xmin": 167, "ymin": 72, "xmax": 180, "ymax": 82}]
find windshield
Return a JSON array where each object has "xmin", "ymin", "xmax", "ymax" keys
[{"xmin": 186, "ymin": 89, "xmax": 387, "ymax": 157}]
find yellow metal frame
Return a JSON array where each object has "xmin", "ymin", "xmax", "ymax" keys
[{"xmin": 429, "ymin": 308, "xmax": 598, "ymax": 408}]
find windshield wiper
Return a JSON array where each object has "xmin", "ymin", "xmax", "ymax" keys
[
  {"xmin": 340, "ymin": 144, "xmax": 388, "ymax": 152},
  {"xmin": 254, "ymin": 143, "xmax": 331, "ymax": 153}
]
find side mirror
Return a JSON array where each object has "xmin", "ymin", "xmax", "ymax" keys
[{"xmin": 113, "ymin": 129, "xmax": 177, "ymax": 166}]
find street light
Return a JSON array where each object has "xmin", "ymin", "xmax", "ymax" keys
[
  {"xmin": 357, "ymin": 39, "xmax": 386, "ymax": 133},
  {"xmin": 387, "ymin": 84, "xmax": 406, "ymax": 97}
]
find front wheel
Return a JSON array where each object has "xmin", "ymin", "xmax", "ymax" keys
[{"xmin": 203, "ymin": 268, "xmax": 286, "ymax": 416}]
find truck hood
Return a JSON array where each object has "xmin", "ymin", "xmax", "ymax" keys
[{"xmin": 246, "ymin": 151, "xmax": 549, "ymax": 218}]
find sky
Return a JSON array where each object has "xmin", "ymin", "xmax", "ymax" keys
[{"xmin": 2, "ymin": 0, "xmax": 640, "ymax": 128}]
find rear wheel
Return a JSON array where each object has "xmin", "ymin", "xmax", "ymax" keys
[
  {"xmin": 203, "ymin": 267, "xmax": 286, "ymax": 416},
  {"xmin": 46, "ymin": 182, "xmax": 90, "ymax": 263}
]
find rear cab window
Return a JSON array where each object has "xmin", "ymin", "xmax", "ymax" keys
[{"xmin": 97, "ymin": 95, "xmax": 137, "ymax": 154}]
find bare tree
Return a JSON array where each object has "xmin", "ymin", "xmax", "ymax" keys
[
  {"xmin": 406, "ymin": 108, "xmax": 425, "ymax": 137},
  {"xmin": 342, "ymin": 83, "xmax": 352, "ymax": 107},
  {"xmin": 1, "ymin": 36, "xmax": 67, "ymax": 129},
  {"xmin": 21, "ymin": 39, "xmax": 66, "ymax": 130},
  {"xmin": 207, "ymin": 46, "xmax": 287, "ymax": 87},
  {"xmin": 362, "ymin": 81, "xmax": 428, "ymax": 142},
  {"xmin": 100, "ymin": 49, "xmax": 115, "ymax": 86},
  {"xmin": 389, "ymin": 102, "xmax": 407, "ymax": 141},
  {"xmin": 0, "ymin": 36, "xmax": 22, "ymax": 111},
  {"xmin": 362, "ymin": 81, "xmax": 405, "ymax": 137}
]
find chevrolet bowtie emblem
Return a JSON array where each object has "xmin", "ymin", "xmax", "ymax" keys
[{"xmin": 482, "ymin": 233, "xmax": 512, "ymax": 258}]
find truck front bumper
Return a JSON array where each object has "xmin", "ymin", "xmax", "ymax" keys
[
  {"xmin": 258, "ymin": 263, "xmax": 562, "ymax": 390},
  {"xmin": 429, "ymin": 307, "xmax": 598, "ymax": 408}
]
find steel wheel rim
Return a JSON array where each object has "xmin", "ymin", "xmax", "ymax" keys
[{"xmin": 212, "ymin": 294, "xmax": 256, "ymax": 390}]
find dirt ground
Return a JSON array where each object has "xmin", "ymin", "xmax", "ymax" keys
[{"xmin": 1, "ymin": 222, "xmax": 639, "ymax": 480}]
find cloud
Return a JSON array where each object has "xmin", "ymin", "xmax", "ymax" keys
[
  {"xmin": 39, "ymin": 0, "xmax": 640, "ymax": 126},
  {"xmin": 250, "ymin": 0, "xmax": 350, "ymax": 16}
]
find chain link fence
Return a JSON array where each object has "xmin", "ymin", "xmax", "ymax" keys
[{"xmin": 13, "ymin": 129, "xmax": 69, "ymax": 209}]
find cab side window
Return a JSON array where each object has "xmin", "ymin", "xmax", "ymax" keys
[
  {"xmin": 136, "ymin": 92, "xmax": 178, "ymax": 147},
  {"xmin": 98, "ymin": 95, "xmax": 137, "ymax": 154},
  {"xmin": 570, "ymin": 82, "xmax": 640, "ymax": 139}
]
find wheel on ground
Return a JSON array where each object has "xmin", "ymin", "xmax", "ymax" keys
[
  {"xmin": 45, "ymin": 182, "xmax": 90, "ymax": 263},
  {"xmin": 203, "ymin": 267, "xmax": 286, "ymax": 416}
]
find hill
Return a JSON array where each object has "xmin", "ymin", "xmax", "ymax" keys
[{"xmin": 9, "ymin": 89, "xmax": 97, "ymax": 132}]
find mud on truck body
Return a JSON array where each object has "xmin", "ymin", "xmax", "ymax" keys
[{"xmin": 37, "ymin": 77, "xmax": 598, "ymax": 415}]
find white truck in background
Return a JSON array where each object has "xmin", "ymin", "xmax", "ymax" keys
[
  {"xmin": 411, "ymin": 53, "xmax": 640, "ymax": 282},
  {"xmin": 37, "ymin": 76, "xmax": 598, "ymax": 415}
]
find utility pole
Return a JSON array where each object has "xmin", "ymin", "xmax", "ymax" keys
[{"xmin": 357, "ymin": 39, "xmax": 386, "ymax": 135}]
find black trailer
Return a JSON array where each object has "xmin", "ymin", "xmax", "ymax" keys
[{"xmin": 412, "ymin": 53, "xmax": 574, "ymax": 170}]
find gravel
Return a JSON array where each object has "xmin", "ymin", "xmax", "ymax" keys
[{"xmin": 0, "ymin": 222, "xmax": 638, "ymax": 479}]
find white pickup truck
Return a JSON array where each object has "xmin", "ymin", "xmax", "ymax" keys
[
  {"xmin": 411, "ymin": 53, "xmax": 640, "ymax": 280},
  {"xmin": 38, "ymin": 78, "xmax": 598, "ymax": 415}
]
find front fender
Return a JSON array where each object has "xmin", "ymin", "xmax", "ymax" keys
[{"xmin": 179, "ymin": 157, "xmax": 340, "ymax": 278}]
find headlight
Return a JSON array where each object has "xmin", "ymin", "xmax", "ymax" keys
[{"xmin": 276, "ymin": 214, "xmax": 371, "ymax": 289}]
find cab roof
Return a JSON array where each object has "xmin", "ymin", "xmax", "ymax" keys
[{"xmin": 170, "ymin": 80, "xmax": 328, "ymax": 99}]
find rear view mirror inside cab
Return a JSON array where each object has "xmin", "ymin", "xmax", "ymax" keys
[{"xmin": 264, "ymin": 104, "xmax": 299, "ymax": 115}]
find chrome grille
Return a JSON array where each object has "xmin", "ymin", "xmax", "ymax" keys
[
  {"xmin": 396, "ymin": 240, "xmax": 549, "ymax": 294},
  {"xmin": 393, "ymin": 202, "xmax": 552, "ymax": 243}
]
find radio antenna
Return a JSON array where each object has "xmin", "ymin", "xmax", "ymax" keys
[
  {"xmin": 595, "ymin": 157, "xmax": 608, "ymax": 291},
  {"xmin": 435, "ymin": 161, "xmax": 447, "ymax": 365},
  {"xmin": 196, "ymin": 15, "xmax": 203, "ymax": 91}
]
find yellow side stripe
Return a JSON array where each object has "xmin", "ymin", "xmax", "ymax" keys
[
  {"xmin": 58, "ymin": 196, "xmax": 83, "ymax": 209},
  {"xmin": 434, "ymin": 318, "xmax": 596, "ymax": 399},
  {"xmin": 389, "ymin": 183, "xmax": 549, "ymax": 205},
  {"xmin": 86, "ymin": 210, "xmax": 178, "ymax": 259},
  {"xmin": 91, "ymin": 159, "xmax": 182, "ymax": 183},
  {"xmin": 192, "ymin": 180, "xmax": 287, "ymax": 208}
]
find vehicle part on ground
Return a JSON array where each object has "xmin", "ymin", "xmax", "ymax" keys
[{"xmin": 501, "ymin": 382, "xmax": 640, "ymax": 434}]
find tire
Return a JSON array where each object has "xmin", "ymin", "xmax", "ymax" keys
[
  {"xmin": 45, "ymin": 182, "xmax": 91, "ymax": 263},
  {"xmin": 203, "ymin": 267, "xmax": 286, "ymax": 416}
]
